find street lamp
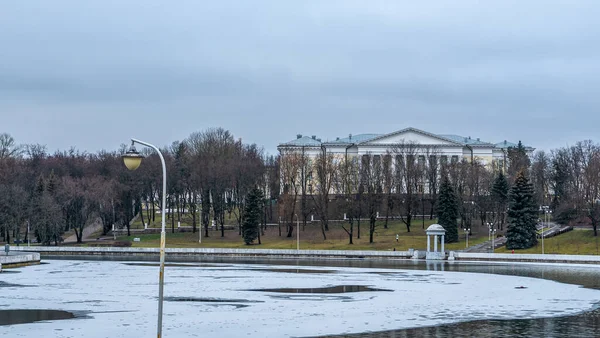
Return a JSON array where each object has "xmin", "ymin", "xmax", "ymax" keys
[
  {"xmin": 486, "ymin": 222, "xmax": 496, "ymax": 253},
  {"xmin": 486, "ymin": 222, "xmax": 493, "ymax": 241},
  {"xmin": 542, "ymin": 209, "xmax": 552, "ymax": 255},
  {"xmin": 122, "ymin": 139, "xmax": 167, "ymax": 338},
  {"xmin": 294, "ymin": 213, "xmax": 300, "ymax": 251},
  {"xmin": 463, "ymin": 228, "xmax": 470, "ymax": 248}
]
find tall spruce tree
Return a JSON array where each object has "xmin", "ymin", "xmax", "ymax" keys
[
  {"xmin": 506, "ymin": 171, "xmax": 538, "ymax": 250},
  {"xmin": 437, "ymin": 175, "xmax": 459, "ymax": 243},
  {"xmin": 242, "ymin": 187, "xmax": 263, "ymax": 245},
  {"xmin": 507, "ymin": 141, "xmax": 531, "ymax": 183}
]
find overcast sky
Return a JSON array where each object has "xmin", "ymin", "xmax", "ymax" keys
[{"xmin": 1, "ymin": 1, "xmax": 599, "ymax": 155}]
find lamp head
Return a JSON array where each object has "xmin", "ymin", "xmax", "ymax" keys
[{"xmin": 122, "ymin": 143, "xmax": 144, "ymax": 171}]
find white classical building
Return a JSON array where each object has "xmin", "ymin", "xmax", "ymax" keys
[{"xmin": 277, "ymin": 127, "xmax": 534, "ymax": 170}]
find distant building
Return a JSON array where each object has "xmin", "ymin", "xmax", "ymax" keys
[{"xmin": 277, "ymin": 127, "xmax": 534, "ymax": 170}]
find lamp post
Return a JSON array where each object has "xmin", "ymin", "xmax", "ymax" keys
[
  {"xmin": 486, "ymin": 222, "xmax": 496, "ymax": 253},
  {"xmin": 122, "ymin": 139, "xmax": 167, "ymax": 338},
  {"xmin": 463, "ymin": 228, "xmax": 470, "ymax": 248},
  {"xmin": 486, "ymin": 222, "xmax": 493, "ymax": 241},
  {"xmin": 295, "ymin": 213, "xmax": 300, "ymax": 251},
  {"xmin": 542, "ymin": 209, "xmax": 552, "ymax": 255}
]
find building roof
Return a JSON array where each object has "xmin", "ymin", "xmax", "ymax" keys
[
  {"xmin": 280, "ymin": 136, "xmax": 322, "ymax": 147},
  {"xmin": 494, "ymin": 140, "xmax": 518, "ymax": 149},
  {"xmin": 438, "ymin": 134, "xmax": 495, "ymax": 146},
  {"xmin": 278, "ymin": 128, "xmax": 532, "ymax": 150},
  {"xmin": 324, "ymin": 133, "xmax": 381, "ymax": 145}
]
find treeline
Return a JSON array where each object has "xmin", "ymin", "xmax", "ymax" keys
[
  {"xmin": 3, "ymin": 129, "xmax": 600, "ymax": 247},
  {"xmin": 0, "ymin": 129, "xmax": 279, "ymax": 245},
  {"xmin": 279, "ymin": 140, "xmax": 600, "ymax": 244}
]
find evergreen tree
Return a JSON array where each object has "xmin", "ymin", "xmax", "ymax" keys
[
  {"xmin": 491, "ymin": 171, "xmax": 509, "ymax": 230},
  {"xmin": 47, "ymin": 170, "xmax": 57, "ymax": 196},
  {"xmin": 507, "ymin": 141, "xmax": 531, "ymax": 183},
  {"xmin": 437, "ymin": 175, "xmax": 459, "ymax": 243},
  {"xmin": 35, "ymin": 174, "xmax": 45, "ymax": 195},
  {"xmin": 242, "ymin": 187, "xmax": 263, "ymax": 245},
  {"xmin": 506, "ymin": 171, "xmax": 538, "ymax": 250}
]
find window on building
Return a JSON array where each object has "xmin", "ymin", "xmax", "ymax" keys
[
  {"xmin": 451, "ymin": 155, "xmax": 459, "ymax": 163},
  {"xmin": 440, "ymin": 156, "xmax": 448, "ymax": 165},
  {"xmin": 418, "ymin": 155, "xmax": 426, "ymax": 168}
]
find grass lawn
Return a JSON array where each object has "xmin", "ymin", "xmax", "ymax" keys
[
  {"xmin": 117, "ymin": 219, "xmax": 490, "ymax": 251},
  {"xmin": 496, "ymin": 229, "xmax": 600, "ymax": 255},
  {"xmin": 131, "ymin": 209, "xmax": 241, "ymax": 230}
]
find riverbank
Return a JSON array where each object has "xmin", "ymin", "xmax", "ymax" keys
[{"xmin": 11, "ymin": 246, "xmax": 600, "ymax": 265}]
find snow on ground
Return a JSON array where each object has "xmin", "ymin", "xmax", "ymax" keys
[{"xmin": 1, "ymin": 260, "xmax": 600, "ymax": 338}]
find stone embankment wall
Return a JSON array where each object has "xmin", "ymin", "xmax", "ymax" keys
[
  {"xmin": 449, "ymin": 252, "xmax": 600, "ymax": 264},
  {"xmin": 10, "ymin": 247, "xmax": 600, "ymax": 265},
  {"xmin": 0, "ymin": 253, "xmax": 41, "ymax": 271},
  {"xmin": 9, "ymin": 246, "xmax": 413, "ymax": 260}
]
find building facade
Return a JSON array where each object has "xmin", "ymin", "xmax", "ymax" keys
[{"xmin": 278, "ymin": 127, "xmax": 534, "ymax": 169}]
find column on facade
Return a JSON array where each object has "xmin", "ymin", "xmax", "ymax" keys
[{"xmin": 434, "ymin": 235, "xmax": 438, "ymax": 252}]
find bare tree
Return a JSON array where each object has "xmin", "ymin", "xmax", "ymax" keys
[
  {"xmin": 311, "ymin": 146, "xmax": 338, "ymax": 240},
  {"xmin": 360, "ymin": 153, "xmax": 383, "ymax": 243},
  {"xmin": 339, "ymin": 154, "xmax": 359, "ymax": 244},
  {"xmin": 391, "ymin": 141, "xmax": 422, "ymax": 233},
  {"xmin": 279, "ymin": 150, "xmax": 303, "ymax": 237},
  {"xmin": 424, "ymin": 146, "xmax": 441, "ymax": 220},
  {"xmin": 531, "ymin": 151, "xmax": 551, "ymax": 207},
  {"xmin": 0, "ymin": 133, "xmax": 23, "ymax": 159},
  {"xmin": 382, "ymin": 153, "xmax": 395, "ymax": 228}
]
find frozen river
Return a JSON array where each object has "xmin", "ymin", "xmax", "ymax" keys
[{"xmin": 2, "ymin": 258, "xmax": 600, "ymax": 337}]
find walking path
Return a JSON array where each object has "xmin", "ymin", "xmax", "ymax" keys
[
  {"xmin": 463, "ymin": 222, "xmax": 571, "ymax": 253},
  {"xmin": 63, "ymin": 219, "xmax": 103, "ymax": 243}
]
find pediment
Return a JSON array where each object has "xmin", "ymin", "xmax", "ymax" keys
[{"xmin": 360, "ymin": 128, "xmax": 461, "ymax": 146}]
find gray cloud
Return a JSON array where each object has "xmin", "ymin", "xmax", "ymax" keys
[{"xmin": 1, "ymin": 0, "xmax": 600, "ymax": 154}]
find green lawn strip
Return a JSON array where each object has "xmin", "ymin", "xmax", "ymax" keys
[
  {"xmin": 116, "ymin": 219, "xmax": 491, "ymax": 251},
  {"xmin": 496, "ymin": 229, "xmax": 600, "ymax": 255}
]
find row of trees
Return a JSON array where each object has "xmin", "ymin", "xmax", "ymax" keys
[
  {"xmin": 0, "ymin": 129, "xmax": 278, "ymax": 245},
  {"xmin": 279, "ymin": 139, "xmax": 600, "ymax": 246},
  {"xmin": 3, "ymin": 128, "xmax": 600, "ymax": 248},
  {"xmin": 278, "ymin": 141, "xmax": 531, "ymax": 244}
]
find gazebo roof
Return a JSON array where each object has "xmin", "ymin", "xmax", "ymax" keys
[{"xmin": 426, "ymin": 224, "xmax": 446, "ymax": 234}]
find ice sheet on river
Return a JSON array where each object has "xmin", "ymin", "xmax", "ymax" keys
[{"xmin": 1, "ymin": 260, "xmax": 600, "ymax": 337}]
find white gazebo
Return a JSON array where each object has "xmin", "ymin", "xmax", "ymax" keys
[{"xmin": 426, "ymin": 224, "xmax": 447, "ymax": 260}]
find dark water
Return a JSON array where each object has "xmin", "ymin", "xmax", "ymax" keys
[
  {"xmin": 250, "ymin": 285, "xmax": 391, "ymax": 294},
  {"xmin": 0, "ymin": 310, "xmax": 74, "ymax": 326},
  {"xmin": 164, "ymin": 296, "xmax": 263, "ymax": 309},
  {"xmin": 253, "ymin": 268, "xmax": 336, "ymax": 274},
  {"xmin": 317, "ymin": 309, "xmax": 600, "ymax": 338}
]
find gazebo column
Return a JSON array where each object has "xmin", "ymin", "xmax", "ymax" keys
[
  {"xmin": 441, "ymin": 235, "xmax": 445, "ymax": 253},
  {"xmin": 434, "ymin": 235, "xmax": 438, "ymax": 252},
  {"xmin": 427, "ymin": 235, "xmax": 431, "ymax": 252}
]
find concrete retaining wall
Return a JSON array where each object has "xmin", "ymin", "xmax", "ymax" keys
[
  {"xmin": 10, "ymin": 247, "xmax": 600, "ymax": 265},
  {"xmin": 0, "ymin": 253, "xmax": 41, "ymax": 271},
  {"xmin": 10, "ymin": 246, "xmax": 413, "ymax": 260},
  {"xmin": 449, "ymin": 251, "xmax": 600, "ymax": 264}
]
